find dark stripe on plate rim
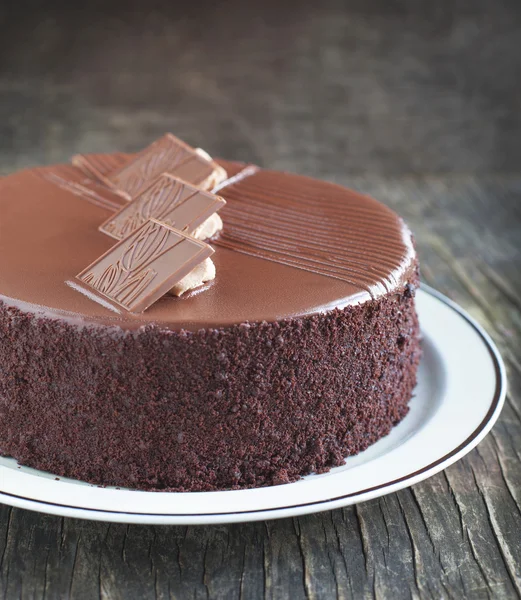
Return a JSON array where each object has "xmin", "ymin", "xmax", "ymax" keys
[{"xmin": 0, "ymin": 285, "xmax": 507, "ymax": 518}]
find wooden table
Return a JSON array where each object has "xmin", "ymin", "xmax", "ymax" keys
[{"xmin": 1, "ymin": 1, "xmax": 520, "ymax": 597}]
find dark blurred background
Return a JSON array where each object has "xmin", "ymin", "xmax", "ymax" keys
[{"xmin": 0, "ymin": 0, "xmax": 519, "ymax": 177}]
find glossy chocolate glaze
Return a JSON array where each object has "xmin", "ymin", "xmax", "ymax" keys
[{"xmin": 0, "ymin": 157, "xmax": 416, "ymax": 331}]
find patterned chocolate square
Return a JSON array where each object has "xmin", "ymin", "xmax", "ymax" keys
[
  {"xmin": 107, "ymin": 134, "xmax": 226, "ymax": 197},
  {"xmin": 77, "ymin": 219, "xmax": 214, "ymax": 313},
  {"xmin": 99, "ymin": 174, "xmax": 226, "ymax": 241}
]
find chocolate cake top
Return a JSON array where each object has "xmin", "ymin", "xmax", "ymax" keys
[{"xmin": 0, "ymin": 154, "xmax": 416, "ymax": 331}]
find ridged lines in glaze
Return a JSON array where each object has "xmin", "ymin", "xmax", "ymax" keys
[
  {"xmin": 34, "ymin": 167, "xmax": 127, "ymax": 212},
  {"xmin": 217, "ymin": 171, "xmax": 411, "ymax": 296},
  {"xmin": 72, "ymin": 152, "xmax": 131, "ymax": 182}
]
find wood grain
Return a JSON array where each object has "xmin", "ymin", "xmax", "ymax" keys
[{"xmin": 0, "ymin": 0, "xmax": 520, "ymax": 597}]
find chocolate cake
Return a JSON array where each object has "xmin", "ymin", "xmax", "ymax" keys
[{"xmin": 0, "ymin": 137, "xmax": 421, "ymax": 491}]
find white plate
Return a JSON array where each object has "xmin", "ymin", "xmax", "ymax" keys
[{"xmin": 0, "ymin": 286, "xmax": 506, "ymax": 524}]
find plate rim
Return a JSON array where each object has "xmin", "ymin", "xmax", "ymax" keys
[{"xmin": 0, "ymin": 285, "xmax": 507, "ymax": 523}]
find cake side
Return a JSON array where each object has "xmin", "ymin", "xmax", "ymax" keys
[{"xmin": 0, "ymin": 269, "xmax": 420, "ymax": 491}]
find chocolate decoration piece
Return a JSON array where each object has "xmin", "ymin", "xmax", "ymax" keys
[
  {"xmin": 107, "ymin": 134, "xmax": 226, "ymax": 197},
  {"xmin": 71, "ymin": 152, "xmax": 131, "ymax": 187},
  {"xmin": 99, "ymin": 173, "xmax": 226, "ymax": 241},
  {"xmin": 77, "ymin": 219, "xmax": 214, "ymax": 313}
]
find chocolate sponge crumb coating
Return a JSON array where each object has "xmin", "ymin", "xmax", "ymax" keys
[{"xmin": 0, "ymin": 270, "xmax": 420, "ymax": 491}]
